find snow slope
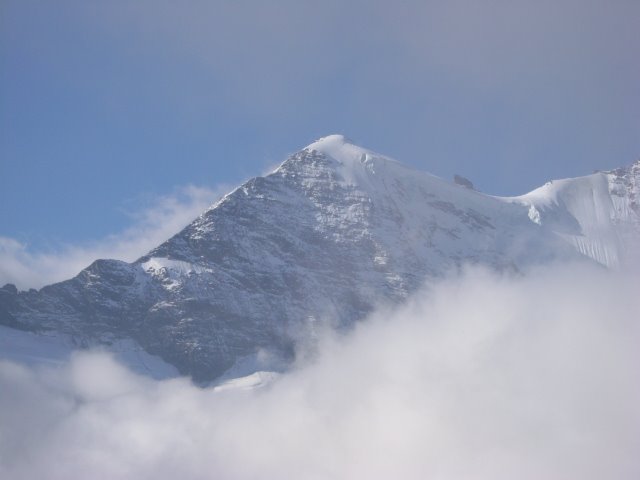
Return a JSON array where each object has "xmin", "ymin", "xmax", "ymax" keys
[
  {"xmin": 505, "ymin": 159, "xmax": 640, "ymax": 269},
  {"xmin": 0, "ymin": 325, "xmax": 179, "ymax": 379}
]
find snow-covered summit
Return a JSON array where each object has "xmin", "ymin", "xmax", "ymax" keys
[
  {"xmin": 304, "ymin": 134, "xmax": 373, "ymax": 162},
  {"xmin": 301, "ymin": 134, "xmax": 416, "ymax": 172},
  {"xmin": 1, "ymin": 137, "xmax": 637, "ymax": 381}
]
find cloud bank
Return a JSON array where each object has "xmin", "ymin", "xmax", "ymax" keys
[
  {"xmin": 0, "ymin": 264, "xmax": 638, "ymax": 479},
  {"xmin": 0, "ymin": 185, "xmax": 224, "ymax": 289}
]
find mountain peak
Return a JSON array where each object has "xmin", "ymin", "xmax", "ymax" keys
[
  {"xmin": 3, "ymin": 135, "xmax": 638, "ymax": 382},
  {"xmin": 303, "ymin": 134, "xmax": 374, "ymax": 165},
  {"xmin": 305, "ymin": 134, "xmax": 353, "ymax": 150}
]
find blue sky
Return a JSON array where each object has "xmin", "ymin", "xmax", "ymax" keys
[{"xmin": 1, "ymin": 0, "xmax": 639, "ymax": 287}]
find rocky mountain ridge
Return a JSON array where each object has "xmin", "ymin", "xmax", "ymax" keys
[{"xmin": 1, "ymin": 135, "xmax": 638, "ymax": 381}]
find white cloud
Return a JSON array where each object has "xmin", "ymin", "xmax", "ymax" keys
[
  {"xmin": 0, "ymin": 264, "xmax": 638, "ymax": 479},
  {"xmin": 0, "ymin": 185, "xmax": 226, "ymax": 290}
]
